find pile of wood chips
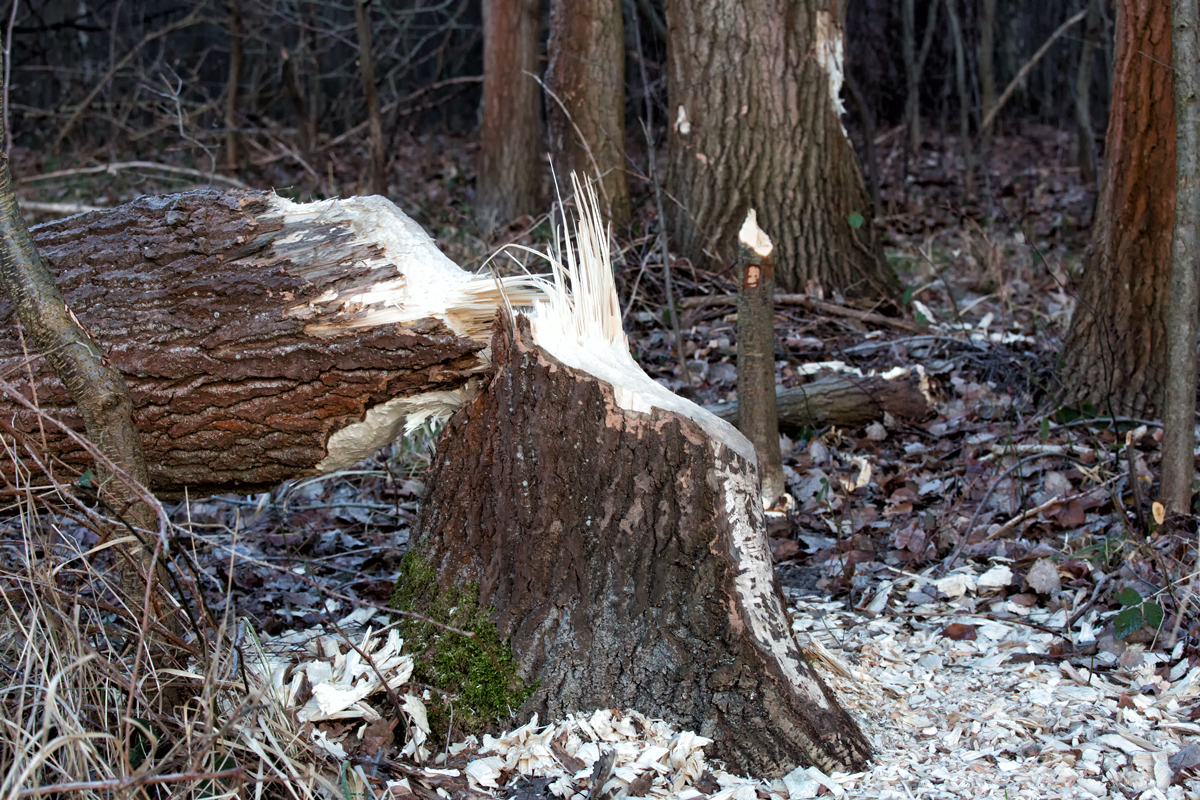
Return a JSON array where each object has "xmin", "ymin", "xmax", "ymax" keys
[{"xmin": 262, "ymin": 564, "xmax": 1200, "ymax": 800}]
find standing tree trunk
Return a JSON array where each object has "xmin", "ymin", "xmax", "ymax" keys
[
  {"xmin": 476, "ymin": 0, "xmax": 542, "ymax": 232},
  {"xmin": 946, "ymin": 0, "xmax": 974, "ymax": 201},
  {"xmin": 1162, "ymin": 0, "xmax": 1200, "ymax": 514},
  {"xmin": 354, "ymin": 0, "xmax": 387, "ymax": 197},
  {"xmin": 224, "ymin": 0, "xmax": 243, "ymax": 171},
  {"xmin": 1060, "ymin": 0, "xmax": 1177, "ymax": 418},
  {"xmin": 901, "ymin": 0, "xmax": 941, "ymax": 155},
  {"xmin": 978, "ymin": 0, "xmax": 996, "ymax": 154},
  {"xmin": 664, "ymin": 0, "xmax": 897, "ymax": 298},
  {"xmin": 547, "ymin": 0, "xmax": 631, "ymax": 227},
  {"xmin": 1074, "ymin": 0, "xmax": 1102, "ymax": 187}
]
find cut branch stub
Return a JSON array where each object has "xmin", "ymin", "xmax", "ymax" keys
[
  {"xmin": 409, "ymin": 314, "xmax": 872, "ymax": 777},
  {"xmin": 0, "ymin": 189, "xmax": 535, "ymax": 495}
]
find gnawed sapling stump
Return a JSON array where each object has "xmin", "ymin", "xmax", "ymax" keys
[{"xmin": 397, "ymin": 186, "xmax": 871, "ymax": 776}]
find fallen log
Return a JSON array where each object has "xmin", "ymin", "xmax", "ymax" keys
[
  {"xmin": 705, "ymin": 373, "xmax": 934, "ymax": 431},
  {"xmin": 0, "ymin": 189, "xmax": 537, "ymax": 495}
]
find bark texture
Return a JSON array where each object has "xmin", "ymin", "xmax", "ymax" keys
[
  {"xmin": 547, "ymin": 0, "xmax": 630, "ymax": 227},
  {"xmin": 706, "ymin": 374, "xmax": 933, "ymax": 432},
  {"xmin": 477, "ymin": 0, "xmax": 542, "ymax": 230},
  {"xmin": 736, "ymin": 214, "xmax": 783, "ymax": 504},
  {"xmin": 1060, "ymin": 0, "xmax": 1177, "ymax": 418},
  {"xmin": 409, "ymin": 315, "xmax": 872, "ymax": 777},
  {"xmin": 664, "ymin": 0, "xmax": 897, "ymax": 297},
  {"xmin": 0, "ymin": 190, "xmax": 491, "ymax": 495},
  {"xmin": 1162, "ymin": 0, "xmax": 1200, "ymax": 513}
]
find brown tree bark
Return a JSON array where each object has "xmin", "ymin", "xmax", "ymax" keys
[
  {"xmin": 1060, "ymin": 0, "xmax": 1177, "ymax": 418},
  {"xmin": 547, "ymin": 0, "xmax": 631, "ymax": 227},
  {"xmin": 0, "ymin": 190, "xmax": 523, "ymax": 496},
  {"xmin": 1162, "ymin": 0, "xmax": 1200, "ymax": 514},
  {"xmin": 736, "ymin": 211, "xmax": 784, "ymax": 504},
  {"xmin": 407, "ymin": 314, "xmax": 872, "ymax": 777},
  {"xmin": 476, "ymin": 0, "xmax": 542, "ymax": 231},
  {"xmin": 705, "ymin": 373, "xmax": 934, "ymax": 431},
  {"xmin": 664, "ymin": 0, "xmax": 897, "ymax": 298}
]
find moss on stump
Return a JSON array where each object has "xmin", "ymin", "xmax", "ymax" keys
[{"xmin": 390, "ymin": 550, "xmax": 534, "ymax": 740}]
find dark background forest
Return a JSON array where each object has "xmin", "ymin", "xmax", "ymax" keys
[{"xmin": 9, "ymin": 0, "xmax": 1107, "ymax": 225}]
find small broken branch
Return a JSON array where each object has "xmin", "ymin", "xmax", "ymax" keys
[{"xmin": 680, "ymin": 293, "xmax": 926, "ymax": 333}]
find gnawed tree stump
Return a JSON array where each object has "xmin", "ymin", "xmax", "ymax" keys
[
  {"xmin": 407, "ymin": 313, "xmax": 871, "ymax": 776},
  {"xmin": 400, "ymin": 186, "xmax": 871, "ymax": 776},
  {"xmin": 0, "ymin": 189, "xmax": 534, "ymax": 495}
]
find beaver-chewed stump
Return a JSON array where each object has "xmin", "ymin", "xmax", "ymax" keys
[{"xmin": 405, "ymin": 315, "xmax": 872, "ymax": 777}]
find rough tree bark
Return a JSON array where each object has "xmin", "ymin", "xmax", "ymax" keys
[
  {"xmin": 547, "ymin": 0, "xmax": 631, "ymax": 227},
  {"xmin": 665, "ymin": 0, "xmax": 897, "ymax": 297},
  {"xmin": 1162, "ymin": 0, "xmax": 1200, "ymax": 514},
  {"xmin": 1060, "ymin": 0, "xmax": 1178, "ymax": 418},
  {"xmin": 407, "ymin": 314, "xmax": 872, "ymax": 777},
  {"xmin": 476, "ymin": 0, "xmax": 541, "ymax": 231},
  {"xmin": 0, "ymin": 190, "xmax": 531, "ymax": 496},
  {"xmin": 735, "ymin": 211, "xmax": 784, "ymax": 505}
]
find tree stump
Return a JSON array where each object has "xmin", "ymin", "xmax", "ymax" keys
[{"xmin": 406, "ymin": 313, "xmax": 872, "ymax": 777}]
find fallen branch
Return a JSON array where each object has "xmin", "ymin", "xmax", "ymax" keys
[
  {"xmin": 22, "ymin": 160, "xmax": 247, "ymax": 189},
  {"xmin": 705, "ymin": 373, "xmax": 933, "ymax": 431},
  {"xmin": 680, "ymin": 293, "xmax": 926, "ymax": 333}
]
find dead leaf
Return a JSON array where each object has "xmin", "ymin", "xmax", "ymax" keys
[
  {"xmin": 942, "ymin": 623, "xmax": 977, "ymax": 640},
  {"xmin": 1026, "ymin": 558, "xmax": 1061, "ymax": 595}
]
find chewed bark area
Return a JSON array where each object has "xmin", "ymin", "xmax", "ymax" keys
[{"xmin": 412, "ymin": 315, "xmax": 872, "ymax": 776}]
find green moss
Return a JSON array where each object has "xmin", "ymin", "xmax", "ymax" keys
[{"xmin": 390, "ymin": 550, "xmax": 534, "ymax": 740}]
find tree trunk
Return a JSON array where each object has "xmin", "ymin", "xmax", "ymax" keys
[
  {"xmin": 978, "ymin": 0, "xmax": 996, "ymax": 154},
  {"xmin": 354, "ymin": 0, "xmax": 388, "ymax": 197},
  {"xmin": 736, "ymin": 211, "xmax": 784, "ymax": 505},
  {"xmin": 1060, "ymin": 0, "xmax": 1177, "ymax": 418},
  {"xmin": 406, "ymin": 314, "xmax": 872, "ymax": 777},
  {"xmin": 547, "ymin": 0, "xmax": 631, "ymax": 227},
  {"xmin": 224, "ymin": 0, "xmax": 243, "ymax": 171},
  {"xmin": 1162, "ymin": 0, "xmax": 1200, "ymax": 514},
  {"xmin": 476, "ymin": 0, "xmax": 542, "ymax": 231},
  {"xmin": 946, "ymin": 0, "xmax": 973, "ymax": 201},
  {"xmin": 1074, "ymin": 0, "xmax": 1102, "ymax": 187},
  {"xmin": 664, "ymin": 0, "xmax": 897, "ymax": 298},
  {"xmin": 0, "ymin": 190, "xmax": 531, "ymax": 496}
]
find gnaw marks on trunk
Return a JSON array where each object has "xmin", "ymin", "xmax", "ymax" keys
[{"xmin": 407, "ymin": 315, "xmax": 872, "ymax": 777}]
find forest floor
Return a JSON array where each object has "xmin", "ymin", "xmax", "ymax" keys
[{"xmin": 4, "ymin": 124, "xmax": 1199, "ymax": 799}]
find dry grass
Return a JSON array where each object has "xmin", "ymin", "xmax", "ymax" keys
[{"xmin": 0, "ymin": 412, "xmax": 344, "ymax": 800}]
